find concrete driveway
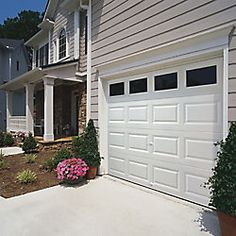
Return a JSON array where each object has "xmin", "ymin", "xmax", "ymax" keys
[{"xmin": 0, "ymin": 176, "xmax": 220, "ymax": 236}]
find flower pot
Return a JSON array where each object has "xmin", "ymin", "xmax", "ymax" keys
[
  {"xmin": 62, "ymin": 177, "xmax": 84, "ymax": 185},
  {"xmin": 218, "ymin": 212, "xmax": 236, "ymax": 236},
  {"xmin": 86, "ymin": 166, "xmax": 97, "ymax": 179}
]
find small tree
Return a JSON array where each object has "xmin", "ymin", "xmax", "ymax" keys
[
  {"xmin": 205, "ymin": 122, "xmax": 236, "ymax": 217},
  {"xmin": 73, "ymin": 119, "xmax": 101, "ymax": 167},
  {"xmin": 0, "ymin": 132, "xmax": 4, "ymax": 147},
  {"xmin": 4, "ymin": 133, "xmax": 14, "ymax": 147},
  {"xmin": 22, "ymin": 133, "xmax": 37, "ymax": 153}
]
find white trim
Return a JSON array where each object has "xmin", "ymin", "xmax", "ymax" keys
[
  {"xmin": 48, "ymin": 30, "xmax": 52, "ymax": 64},
  {"xmin": 80, "ymin": 0, "xmax": 91, "ymax": 123},
  {"xmin": 223, "ymin": 46, "xmax": 229, "ymax": 139},
  {"xmin": 98, "ymin": 76, "xmax": 108, "ymax": 175},
  {"xmin": 74, "ymin": 9, "xmax": 80, "ymax": 59},
  {"xmin": 8, "ymin": 51, "xmax": 12, "ymax": 81},
  {"xmin": 32, "ymin": 49, "xmax": 36, "ymax": 69}
]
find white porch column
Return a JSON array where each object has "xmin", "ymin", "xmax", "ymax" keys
[
  {"xmin": 6, "ymin": 90, "xmax": 13, "ymax": 132},
  {"xmin": 25, "ymin": 83, "xmax": 35, "ymax": 134},
  {"xmin": 43, "ymin": 77, "xmax": 54, "ymax": 141}
]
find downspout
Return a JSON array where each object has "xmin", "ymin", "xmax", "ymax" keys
[{"xmin": 80, "ymin": 0, "xmax": 91, "ymax": 124}]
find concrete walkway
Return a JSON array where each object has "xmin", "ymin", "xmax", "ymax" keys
[
  {"xmin": 0, "ymin": 147, "xmax": 24, "ymax": 156},
  {"xmin": 0, "ymin": 176, "xmax": 220, "ymax": 236}
]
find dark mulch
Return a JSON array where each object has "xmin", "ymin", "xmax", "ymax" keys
[{"xmin": 0, "ymin": 150, "xmax": 60, "ymax": 198}]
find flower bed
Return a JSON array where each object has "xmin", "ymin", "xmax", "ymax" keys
[{"xmin": 0, "ymin": 150, "xmax": 60, "ymax": 198}]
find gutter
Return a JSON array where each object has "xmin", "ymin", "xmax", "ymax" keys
[{"xmin": 80, "ymin": 0, "xmax": 91, "ymax": 123}]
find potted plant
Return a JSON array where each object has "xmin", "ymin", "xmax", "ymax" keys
[
  {"xmin": 55, "ymin": 158, "xmax": 88, "ymax": 184},
  {"xmin": 205, "ymin": 122, "xmax": 236, "ymax": 236},
  {"xmin": 72, "ymin": 119, "xmax": 101, "ymax": 179}
]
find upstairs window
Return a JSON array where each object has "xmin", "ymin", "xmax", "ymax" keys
[
  {"xmin": 36, "ymin": 50, "xmax": 39, "ymax": 67},
  {"xmin": 59, "ymin": 29, "xmax": 67, "ymax": 59},
  {"xmin": 16, "ymin": 61, "xmax": 20, "ymax": 71},
  {"xmin": 37, "ymin": 43, "xmax": 49, "ymax": 67}
]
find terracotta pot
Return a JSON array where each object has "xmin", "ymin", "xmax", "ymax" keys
[
  {"xmin": 217, "ymin": 212, "xmax": 236, "ymax": 236},
  {"xmin": 86, "ymin": 166, "xmax": 97, "ymax": 180}
]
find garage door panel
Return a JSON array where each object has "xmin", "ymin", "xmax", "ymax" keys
[
  {"xmin": 152, "ymin": 104, "xmax": 179, "ymax": 124},
  {"xmin": 185, "ymin": 138, "xmax": 218, "ymax": 162},
  {"xmin": 128, "ymin": 105, "xmax": 148, "ymax": 123},
  {"xmin": 153, "ymin": 165, "xmax": 180, "ymax": 192},
  {"xmin": 109, "ymin": 132, "xmax": 126, "ymax": 149},
  {"xmin": 128, "ymin": 133, "xmax": 149, "ymax": 153},
  {"xmin": 109, "ymin": 156, "xmax": 126, "ymax": 176},
  {"xmin": 183, "ymin": 170, "xmax": 211, "ymax": 205},
  {"xmin": 107, "ymin": 58, "xmax": 223, "ymax": 206},
  {"xmin": 153, "ymin": 136, "xmax": 179, "ymax": 157},
  {"xmin": 109, "ymin": 107, "xmax": 125, "ymax": 124},
  {"xmin": 128, "ymin": 161, "xmax": 149, "ymax": 182}
]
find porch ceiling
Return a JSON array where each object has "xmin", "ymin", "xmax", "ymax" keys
[
  {"xmin": 0, "ymin": 62, "xmax": 85, "ymax": 91},
  {"xmin": 0, "ymin": 68, "xmax": 45, "ymax": 91}
]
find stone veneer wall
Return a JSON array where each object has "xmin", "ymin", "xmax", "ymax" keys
[{"xmin": 77, "ymin": 81, "xmax": 87, "ymax": 135}]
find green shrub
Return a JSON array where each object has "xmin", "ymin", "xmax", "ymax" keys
[
  {"xmin": 72, "ymin": 136, "xmax": 84, "ymax": 157},
  {"xmin": 52, "ymin": 148, "xmax": 72, "ymax": 169},
  {"xmin": 4, "ymin": 133, "xmax": 14, "ymax": 147},
  {"xmin": 72, "ymin": 119, "xmax": 101, "ymax": 167},
  {"xmin": 0, "ymin": 132, "xmax": 4, "ymax": 147},
  {"xmin": 22, "ymin": 133, "xmax": 37, "ymax": 153},
  {"xmin": 205, "ymin": 122, "xmax": 236, "ymax": 217},
  {"xmin": 24, "ymin": 154, "xmax": 37, "ymax": 164},
  {"xmin": 0, "ymin": 151, "xmax": 8, "ymax": 169},
  {"xmin": 43, "ymin": 158, "xmax": 55, "ymax": 172},
  {"xmin": 16, "ymin": 169, "xmax": 37, "ymax": 184}
]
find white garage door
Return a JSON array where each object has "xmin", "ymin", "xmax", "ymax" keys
[{"xmin": 107, "ymin": 58, "xmax": 223, "ymax": 206}]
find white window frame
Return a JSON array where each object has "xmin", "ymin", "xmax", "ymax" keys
[
  {"xmin": 74, "ymin": 9, "xmax": 80, "ymax": 59},
  {"xmin": 57, "ymin": 26, "xmax": 70, "ymax": 62}
]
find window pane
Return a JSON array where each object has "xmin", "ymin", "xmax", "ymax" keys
[
  {"xmin": 186, "ymin": 66, "xmax": 216, "ymax": 87},
  {"xmin": 45, "ymin": 43, "xmax": 49, "ymax": 65},
  {"xmin": 110, "ymin": 82, "xmax": 124, "ymax": 96},
  {"xmin": 129, "ymin": 78, "xmax": 147, "ymax": 94},
  {"xmin": 59, "ymin": 29, "xmax": 66, "ymax": 59},
  {"xmin": 155, "ymin": 72, "xmax": 177, "ymax": 91},
  {"xmin": 39, "ymin": 47, "xmax": 44, "ymax": 66}
]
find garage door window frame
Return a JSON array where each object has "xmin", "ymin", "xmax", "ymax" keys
[
  {"xmin": 153, "ymin": 69, "xmax": 180, "ymax": 93},
  {"xmin": 128, "ymin": 76, "xmax": 149, "ymax": 96},
  {"xmin": 184, "ymin": 60, "xmax": 220, "ymax": 90}
]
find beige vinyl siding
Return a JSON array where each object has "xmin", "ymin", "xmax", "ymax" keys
[
  {"xmin": 92, "ymin": 0, "xmax": 236, "ymax": 65},
  {"xmin": 229, "ymin": 33, "xmax": 236, "ymax": 122},
  {"xmin": 50, "ymin": 0, "xmax": 75, "ymax": 61}
]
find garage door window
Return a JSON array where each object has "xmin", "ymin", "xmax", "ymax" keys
[
  {"xmin": 154, "ymin": 72, "xmax": 178, "ymax": 91},
  {"xmin": 186, "ymin": 65, "xmax": 216, "ymax": 87},
  {"xmin": 109, "ymin": 82, "xmax": 125, "ymax": 96},
  {"xmin": 129, "ymin": 78, "xmax": 147, "ymax": 94}
]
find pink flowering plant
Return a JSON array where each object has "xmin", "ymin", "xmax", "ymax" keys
[{"xmin": 55, "ymin": 158, "xmax": 88, "ymax": 182}]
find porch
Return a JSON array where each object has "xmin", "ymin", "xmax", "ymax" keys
[{"xmin": 0, "ymin": 61, "xmax": 87, "ymax": 141}]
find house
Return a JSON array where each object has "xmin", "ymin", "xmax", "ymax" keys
[
  {"xmin": 89, "ymin": 0, "xmax": 236, "ymax": 207},
  {"xmin": 0, "ymin": 39, "xmax": 29, "ymax": 131},
  {"xmin": 1, "ymin": 0, "xmax": 236, "ymax": 207},
  {"xmin": 0, "ymin": 0, "xmax": 88, "ymax": 141}
]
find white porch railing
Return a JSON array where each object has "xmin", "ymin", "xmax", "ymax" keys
[{"xmin": 8, "ymin": 116, "xmax": 27, "ymax": 132}]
